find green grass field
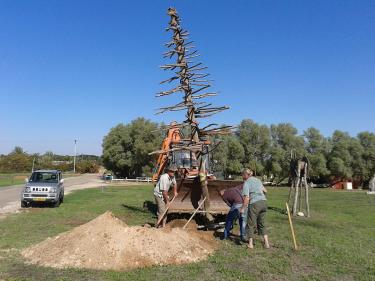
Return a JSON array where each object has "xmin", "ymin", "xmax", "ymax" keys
[
  {"xmin": 0, "ymin": 174, "xmax": 29, "ymax": 187},
  {"xmin": 0, "ymin": 185, "xmax": 374, "ymax": 281}
]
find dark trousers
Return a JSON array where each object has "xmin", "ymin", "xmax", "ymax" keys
[
  {"xmin": 224, "ymin": 204, "xmax": 244, "ymax": 239},
  {"xmin": 245, "ymin": 200, "xmax": 267, "ymax": 239}
]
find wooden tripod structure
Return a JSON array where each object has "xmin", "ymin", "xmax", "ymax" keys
[{"xmin": 288, "ymin": 153, "xmax": 310, "ymax": 217}]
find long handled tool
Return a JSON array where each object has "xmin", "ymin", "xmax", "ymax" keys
[
  {"xmin": 156, "ymin": 194, "xmax": 177, "ymax": 227},
  {"xmin": 286, "ymin": 202, "xmax": 298, "ymax": 250},
  {"xmin": 156, "ymin": 172, "xmax": 187, "ymax": 227},
  {"xmin": 183, "ymin": 197, "xmax": 207, "ymax": 229}
]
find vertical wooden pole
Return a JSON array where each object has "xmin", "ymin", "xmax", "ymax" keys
[
  {"xmin": 293, "ymin": 181, "xmax": 299, "ymax": 215},
  {"xmin": 305, "ymin": 177, "xmax": 310, "ymax": 217},
  {"xmin": 298, "ymin": 180, "xmax": 302, "ymax": 212},
  {"xmin": 286, "ymin": 202, "xmax": 298, "ymax": 250},
  {"xmin": 287, "ymin": 182, "xmax": 293, "ymax": 206},
  {"xmin": 156, "ymin": 194, "xmax": 177, "ymax": 227}
]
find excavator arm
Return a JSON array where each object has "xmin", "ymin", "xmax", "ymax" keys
[{"xmin": 152, "ymin": 123, "xmax": 181, "ymax": 182}]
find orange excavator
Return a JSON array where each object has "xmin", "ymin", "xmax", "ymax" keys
[
  {"xmin": 151, "ymin": 121, "xmax": 195, "ymax": 182},
  {"xmin": 151, "ymin": 122, "xmax": 241, "ymax": 217},
  {"xmin": 152, "ymin": 121, "xmax": 202, "ymax": 182}
]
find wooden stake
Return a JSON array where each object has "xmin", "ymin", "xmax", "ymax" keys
[
  {"xmin": 156, "ymin": 194, "xmax": 177, "ymax": 227},
  {"xmin": 183, "ymin": 197, "xmax": 207, "ymax": 229},
  {"xmin": 287, "ymin": 185, "xmax": 293, "ymax": 206},
  {"xmin": 293, "ymin": 182, "xmax": 299, "ymax": 215},
  {"xmin": 286, "ymin": 202, "xmax": 298, "ymax": 250},
  {"xmin": 299, "ymin": 180, "xmax": 302, "ymax": 212},
  {"xmin": 305, "ymin": 178, "xmax": 310, "ymax": 217}
]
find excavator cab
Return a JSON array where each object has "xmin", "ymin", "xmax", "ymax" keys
[
  {"xmin": 152, "ymin": 125, "xmax": 242, "ymax": 216},
  {"xmin": 172, "ymin": 150, "xmax": 196, "ymax": 169}
]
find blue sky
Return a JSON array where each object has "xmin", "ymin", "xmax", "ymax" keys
[{"xmin": 1, "ymin": 1, "xmax": 374, "ymax": 155}]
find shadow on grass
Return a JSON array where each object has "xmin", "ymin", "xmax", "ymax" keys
[
  {"xmin": 213, "ymin": 231, "xmax": 244, "ymax": 245},
  {"xmin": 268, "ymin": 206, "xmax": 287, "ymax": 215},
  {"xmin": 121, "ymin": 201, "xmax": 157, "ymax": 216},
  {"xmin": 143, "ymin": 200, "xmax": 157, "ymax": 215},
  {"xmin": 24, "ymin": 202, "xmax": 57, "ymax": 209}
]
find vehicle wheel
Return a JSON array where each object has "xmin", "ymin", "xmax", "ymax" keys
[
  {"xmin": 53, "ymin": 198, "xmax": 61, "ymax": 208},
  {"xmin": 60, "ymin": 194, "xmax": 64, "ymax": 203},
  {"xmin": 21, "ymin": 201, "xmax": 27, "ymax": 208}
]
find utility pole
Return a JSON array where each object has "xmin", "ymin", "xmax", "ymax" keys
[{"xmin": 73, "ymin": 139, "xmax": 77, "ymax": 173}]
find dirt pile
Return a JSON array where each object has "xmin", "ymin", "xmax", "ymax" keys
[{"xmin": 21, "ymin": 211, "xmax": 217, "ymax": 271}]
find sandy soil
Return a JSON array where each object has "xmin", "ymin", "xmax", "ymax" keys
[{"xmin": 22, "ymin": 212, "xmax": 217, "ymax": 271}]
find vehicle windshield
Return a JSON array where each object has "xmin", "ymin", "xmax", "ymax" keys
[
  {"xmin": 173, "ymin": 150, "xmax": 192, "ymax": 168},
  {"xmin": 29, "ymin": 172, "xmax": 58, "ymax": 183}
]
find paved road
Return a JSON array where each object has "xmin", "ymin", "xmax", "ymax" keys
[{"xmin": 0, "ymin": 174, "xmax": 100, "ymax": 209}]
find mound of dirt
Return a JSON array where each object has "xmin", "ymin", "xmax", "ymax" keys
[{"xmin": 22, "ymin": 211, "xmax": 217, "ymax": 271}]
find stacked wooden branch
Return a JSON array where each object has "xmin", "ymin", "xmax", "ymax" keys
[
  {"xmin": 148, "ymin": 143, "xmax": 204, "ymax": 156},
  {"xmin": 156, "ymin": 7, "xmax": 233, "ymax": 142}
]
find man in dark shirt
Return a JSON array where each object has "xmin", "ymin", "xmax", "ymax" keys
[{"xmin": 219, "ymin": 184, "xmax": 244, "ymax": 240}]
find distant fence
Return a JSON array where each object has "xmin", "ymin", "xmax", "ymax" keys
[{"xmin": 108, "ymin": 177, "xmax": 153, "ymax": 183}]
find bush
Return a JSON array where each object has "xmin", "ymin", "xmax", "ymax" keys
[{"xmin": 76, "ymin": 160, "xmax": 100, "ymax": 174}]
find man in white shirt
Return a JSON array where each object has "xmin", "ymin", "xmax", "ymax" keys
[{"xmin": 154, "ymin": 166, "xmax": 178, "ymax": 227}]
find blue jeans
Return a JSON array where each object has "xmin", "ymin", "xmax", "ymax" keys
[{"xmin": 224, "ymin": 204, "xmax": 244, "ymax": 239}]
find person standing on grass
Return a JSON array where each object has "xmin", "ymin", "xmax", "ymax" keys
[
  {"xmin": 154, "ymin": 166, "xmax": 178, "ymax": 228},
  {"xmin": 240, "ymin": 168, "xmax": 270, "ymax": 249},
  {"xmin": 219, "ymin": 184, "xmax": 245, "ymax": 240}
]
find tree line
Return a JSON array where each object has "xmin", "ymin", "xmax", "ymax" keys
[
  {"xmin": 102, "ymin": 118, "xmax": 375, "ymax": 187},
  {"xmin": 0, "ymin": 147, "xmax": 100, "ymax": 174}
]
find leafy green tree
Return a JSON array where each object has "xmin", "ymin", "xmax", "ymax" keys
[
  {"xmin": 358, "ymin": 131, "xmax": 375, "ymax": 181},
  {"xmin": 0, "ymin": 146, "xmax": 32, "ymax": 172},
  {"xmin": 266, "ymin": 123, "xmax": 306, "ymax": 183},
  {"xmin": 102, "ymin": 118, "xmax": 162, "ymax": 177},
  {"xmin": 211, "ymin": 137, "xmax": 228, "ymax": 178},
  {"xmin": 212, "ymin": 135, "xmax": 244, "ymax": 179},
  {"xmin": 226, "ymin": 136, "xmax": 245, "ymax": 177},
  {"xmin": 38, "ymin": 151, "xmax": 54, "ymax": 170},
  {"xmin": 328, "ymin": 157, "xmax": 350, "ymax": 178},
  {"xmin": 237, "ymin": 119, "xmax": 270, "ymax": 175},
  {"xmin": 327, "ymin": 130, "xmax": 365, "ymax": 180},
  {"xmin": 13, "ymin": 146, "xmax": 25, "ymax": 154},
  {"xmin": 349, "ymin": 137, "xmax": 366, "ymax": 179},
  {"xmin": 76, "ymin": 160, "xmax": 99, "ymax": 173},
  {"xmin": 328, "ymin": 131, "xmax": 351, "ymax": 179},
  {"xmin": 303, "ymin": 127, "xmax": 330, "ymax": 181},
  {"xmin": 265, "ymin": 146, "xmax": 284, "ymax": 182}
]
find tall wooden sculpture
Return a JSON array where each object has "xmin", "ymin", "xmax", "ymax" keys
[
  {"xmin": 151, "ymin": 8, "xmax": 235, "ymax": 220},
  {"xmin": 157, "ymin": 8, "xmax": 231, "ymax": 135},
  {"xmin": 288, "ymin": 152, "xmax": 310, "ymax": 217}
]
